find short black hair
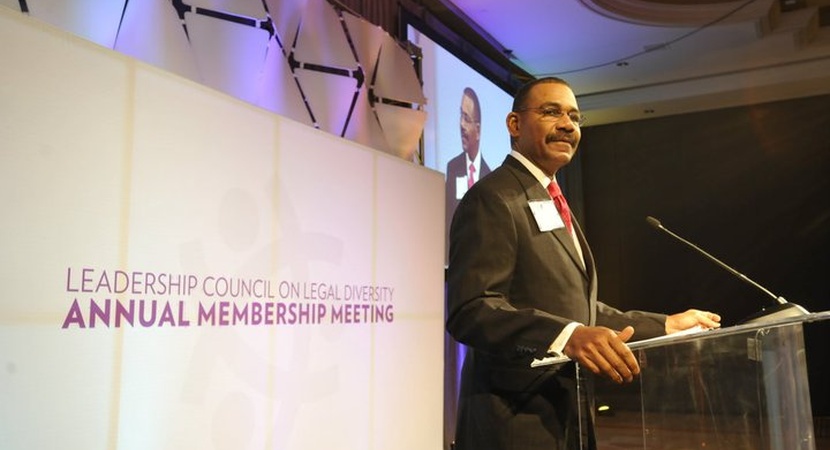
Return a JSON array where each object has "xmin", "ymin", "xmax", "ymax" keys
[
  {"xmin": 462, "ymin": 87, "xmax": 481, "ymax": 123},
  {"xmin": 511, "ymin": 77, "xmax": 571, "ymax": 112}
]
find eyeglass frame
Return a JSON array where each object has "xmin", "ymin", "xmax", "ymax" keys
[
  {"xmin": 460, "ymin": 111, "xmax": 480, "ymax": 126},
  {"xmin": 513, "ymin": 104, "xmax": 587, "ymax": 126}
]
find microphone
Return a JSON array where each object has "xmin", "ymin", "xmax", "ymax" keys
[{"xmin": 645, "ymin": 216, "xmax": 809, "ymax": 324}]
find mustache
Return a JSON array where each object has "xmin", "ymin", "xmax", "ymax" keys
[{"xmin": 545, "ymin": 133, "xmax": 576, "ymax": 146}]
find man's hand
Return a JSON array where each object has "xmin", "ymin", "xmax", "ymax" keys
[
  {"xmin": 665, "ymin": 309, "xmax": 721, "ymax": 334},
  {"xmin": 563, "ymin": 325, "xmax": 639, "ymax": 384}
]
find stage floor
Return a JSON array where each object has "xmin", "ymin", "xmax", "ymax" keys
[{"xmin": 596, "ymin": 410, "xmax": 830, "ymax": 450}]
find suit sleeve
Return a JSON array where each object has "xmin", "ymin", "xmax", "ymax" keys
[{"xmin": 595, "ymin": 301, "xmax": 667, "ymax": 341}]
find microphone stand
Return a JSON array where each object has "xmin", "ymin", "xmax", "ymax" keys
[{"xmin": 645, "ymin": 216, "xmax": 809, "ymax": 324}]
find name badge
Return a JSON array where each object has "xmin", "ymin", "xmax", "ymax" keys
[
  {"xmin": 529, "ymin": 200, "xmax": 564, "ymax": 232},
  {"xmin": 455, "ymin": 176, "xmax": 469, "ymax": 200}
]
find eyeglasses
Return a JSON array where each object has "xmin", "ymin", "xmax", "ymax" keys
[
  {"xmin": 514, "ymin": 105, "xmax": 586, "ymax": 126},
  {"xmin": 460, "ymin": 111, "xmax": 479, "ymax": 125}
]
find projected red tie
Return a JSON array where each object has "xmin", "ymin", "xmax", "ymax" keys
[
  {"xmin": 547, "ymin": 181, "xmax": 573, "ymax": 234},
  {"xmin": 468, "ymin": 163, "xmax": 476, "ymax": 189}
]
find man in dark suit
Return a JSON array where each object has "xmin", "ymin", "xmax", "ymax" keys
[
  {"xmin": 446, "ymin": 77, "xmax": 720, "ymax": 450},
  {"xmin": 445, "ymin": 87, "xmax": 491, "ymax": 264}
]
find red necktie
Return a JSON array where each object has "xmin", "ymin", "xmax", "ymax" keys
[
  {"xmin": 547, "ymin": 181, "xmax": 573, "ymax": 234},
  {"xmin": 468, "ymin": 163, "xmax": 476, "ymax": 189}
]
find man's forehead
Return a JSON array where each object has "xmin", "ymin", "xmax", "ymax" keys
[
  {"xmin": 461, "ymin": 94, "xmax": 478, "ymax": 114},
  {"xmin": 528, "ymin": 82, "xmax": 577, "ymax": 105}
]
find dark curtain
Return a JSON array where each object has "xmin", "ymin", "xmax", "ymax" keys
[{"xmin": 575, "ymin": 93, "xmax": 830, "ymax": 416}]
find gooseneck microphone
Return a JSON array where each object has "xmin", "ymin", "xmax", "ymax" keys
[
  {"xmin": 645, "ymin": 216, "xmax": 809, "ymax": 324},
  {"xmin": 645, "ymin": 216, "xmax": 784, "ymax": 304}
]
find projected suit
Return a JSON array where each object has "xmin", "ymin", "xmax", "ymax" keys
[{"xmin": 445, "ymin": 151, "xmax": 491, "ymax": 234}]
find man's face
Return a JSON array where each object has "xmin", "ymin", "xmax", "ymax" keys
[
  {"xmin": 507, "ymin": 82, "xmax": 582, "ymax": 176},
  {"xmin": 460, "ymin": 94, "xmax": 481, "ymax": 158}
]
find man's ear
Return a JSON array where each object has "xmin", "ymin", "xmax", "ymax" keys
[{"xmin": 506, "ymin": 112, "xmax": 519, "ymax": 138}]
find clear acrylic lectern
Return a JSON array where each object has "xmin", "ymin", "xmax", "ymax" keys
[{"xmin": 584, "ymin": 311, "xmax": 830, "ymax": 450}]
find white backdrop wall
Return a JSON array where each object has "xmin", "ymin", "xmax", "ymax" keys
[
  {"xmin": 0, "ymin": 7, "xmax": 444, "ymax": 450},
  {"xmin": 0, "ymin": 0, "xmax": 426, "ymax": 159}
]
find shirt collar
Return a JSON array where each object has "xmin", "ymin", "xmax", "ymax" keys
[
  {"xmin": 466, "ymin": 149, "xmax": 482, "ymax": 170},
  {"xmin": 509, "ymin": 150, "xmax": 555, "ymax": 189}
]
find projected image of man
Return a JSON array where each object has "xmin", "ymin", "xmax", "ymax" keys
[{"xmin": 445, "ymin": 87, "xmax": 491, "ymax": 262}]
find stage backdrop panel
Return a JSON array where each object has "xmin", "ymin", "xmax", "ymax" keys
[{"xmin": 0, "ymin": 8, "xmax": 444, "ymax": 450}]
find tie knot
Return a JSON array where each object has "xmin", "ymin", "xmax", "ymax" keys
[{"xmin": 547, "ymin": 180, "xmax": 563, "ymax": 199}]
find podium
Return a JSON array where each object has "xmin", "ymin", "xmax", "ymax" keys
[{"xmin": 585, "ymin": 311, "xmax": 830, "ymax": 450}]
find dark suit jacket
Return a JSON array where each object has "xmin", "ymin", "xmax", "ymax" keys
[
  {"xmin": 446, "ymin": 155, "xmax": 666, "ymax": 450},
  {"xmin": 445, "ymin": 152, "xmax": 491, "ymax": 264}
]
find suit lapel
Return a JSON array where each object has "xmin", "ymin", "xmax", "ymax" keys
[
  {"xmin": 572, "ymin": 218, "xmax": 594, "ymax": 282},
  {"xmin": 573, "ymin": 217, "xmax": 599, "ymax": 325},
  {"xmin": 503, "ymin": 157, "xmax": 590, "ymax": 280},
  {"xmin": 550, "ymin": 223, "xmax": 589, "ymax": 281}
]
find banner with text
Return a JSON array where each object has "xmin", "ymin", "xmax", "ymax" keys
[{"xmin": 0, "ymin": 8, "xmax": 444, "ymax": 450}]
